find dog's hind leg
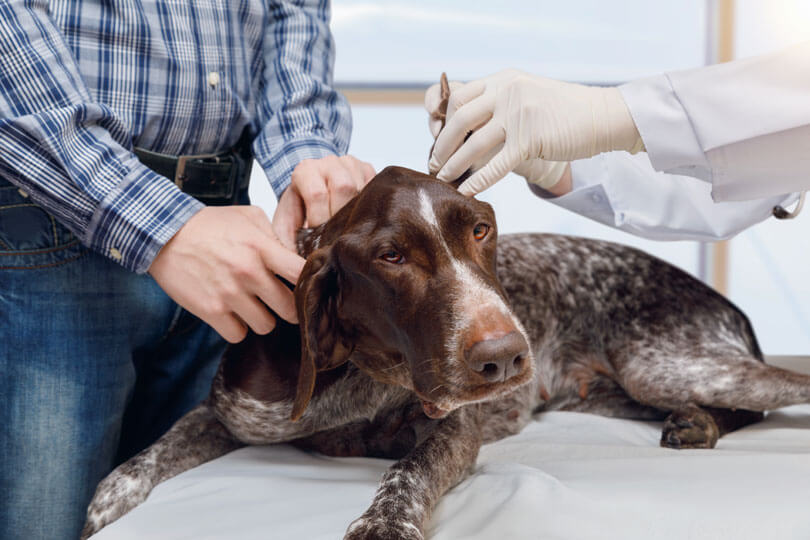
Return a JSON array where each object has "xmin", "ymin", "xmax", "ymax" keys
[
  {"xmin": 615, "ymin": 341, "xmax": 810, "ymax": 413},
  {"xmin": 613, "ymin": 342, "xmax": 810, "ymax": 448},
  {"xmin": 81, "ymin": 402, "xmax": 243, "ymax": 539}
]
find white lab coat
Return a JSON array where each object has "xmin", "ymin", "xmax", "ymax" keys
[{"xmin": 537, "ymin": 41, "xmax": 809, "ymax": 241}]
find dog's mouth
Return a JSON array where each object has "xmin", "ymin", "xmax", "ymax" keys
[
  {"xmin": 419, "ymin": 399, "xmax": 451, "ymax": 419},
  {"xmin": 414, "ymin": 361, "xmax": 535, "ymax": 420}
]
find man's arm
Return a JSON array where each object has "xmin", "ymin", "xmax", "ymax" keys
[
  {"xmin": 0, "ymin": 0, "xmax": 202, "ymax": 273},
  {"xmin": 253, "ymin": 0, "xmax": 375, "ymax": 249},
  {"xmin": 533, "ymin": 152, "xmax": 798, "ymax": 241},
  {"xmin": 0, "ymin": 0, "xmax": 301, "ymax": 343},
  {"xmin": 253, "ymin": 0, "xmax": 353, "ymax": 197}
]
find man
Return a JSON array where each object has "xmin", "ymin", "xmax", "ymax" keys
[
  {"xmin": 426, "ymin": 42, "xmax": 808, "ymax": 240},
  {"xmin": 0, "ymin": 1, "xmax": 372, "ymax": 538}
]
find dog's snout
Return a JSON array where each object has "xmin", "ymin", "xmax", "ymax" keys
[{"xmin": 465, "ymin": 331, "xmax": 529, "ymax": 383}]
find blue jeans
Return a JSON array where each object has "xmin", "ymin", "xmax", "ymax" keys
[{"xmin": 0, "ymin": 179, "xmax": 226, "ymax": 539}]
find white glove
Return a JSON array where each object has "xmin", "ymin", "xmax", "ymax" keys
[
  {"xmin": 427, "ymin": 69, "xmax": 643, "ymax": 195},
  {"xmin": 425, "ymin": 76, "xmax": 568, "ymax": 195}
]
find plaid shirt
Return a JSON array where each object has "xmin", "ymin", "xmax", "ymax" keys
[{"xmin": 0, "ymin": 0, "xmax": 351, "ymax": 273}]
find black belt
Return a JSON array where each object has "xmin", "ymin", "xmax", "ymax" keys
[{"xmin": 134, "ymin": 133, "xmax": 252, "ymax": 206}]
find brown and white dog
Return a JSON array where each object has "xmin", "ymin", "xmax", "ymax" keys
[{"xmin": 83, "ymin": 163, "xmax": 810, "ymax": 540}]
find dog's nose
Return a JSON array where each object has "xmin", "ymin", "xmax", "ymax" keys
[{"xmin": 465, "ymin": 331, "xmax": 529, "ymax": 383}]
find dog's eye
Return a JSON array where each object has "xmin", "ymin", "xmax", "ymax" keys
[
  {"xmin": 473, "ymin": 223, "xmax": 490, "ymax": 241},
  {"xmin": 381, "ymin": 250, "xmax": 404, "ymax": 264}
]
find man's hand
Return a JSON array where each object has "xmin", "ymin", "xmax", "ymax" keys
[
  {"xmin": 273, "ymin": 155, "xmax": 376, "ymax": 250},
  {"xmin": 149, "ymin": 206, "xmax": 305, "ymax": 343},
  {"xmin": 427, "ymin": 69, "xmax": 642, "ymax": 195}
]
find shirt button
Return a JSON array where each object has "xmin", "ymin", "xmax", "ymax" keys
[
  {"xmin": 208, "ymin": 71, "xmax": 220, "ymax": 87},
  {"xmin": 109, "ymin": 247, "xmax": 123, "ymax": 261}
]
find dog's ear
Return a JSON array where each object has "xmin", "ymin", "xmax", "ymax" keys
[
  {"xmin": 291, "ymin": 248, "xmax": 351, "ymax": 421},
  {"xmin": 437, "ymin": 72, "xmax": 451, "ymax": 129},
  {"xmin": 429, "ymin": 73, "xmax": 472, "ymax": 189}
]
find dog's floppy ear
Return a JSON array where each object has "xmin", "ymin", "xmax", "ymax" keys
[
  {"xmin": 429, "ymin": 73, "xmax": 472, "ymax": 189},
  {"xmin": 291, "ymin": 247, "xmax": 351, "ymax": 421}
]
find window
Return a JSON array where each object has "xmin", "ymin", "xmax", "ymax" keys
[{"xmin": 250, "ymin": 0, "xmax": 810, "ymax": 354}]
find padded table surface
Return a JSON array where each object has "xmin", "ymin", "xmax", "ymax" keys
[{"xmin": 92, "ymin": 357, "xmax": 810, "ymax": 540}]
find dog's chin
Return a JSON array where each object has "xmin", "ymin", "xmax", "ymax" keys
[{"xmin": 415, "ymin": 361, "xmax": 535, "ymax": 419}]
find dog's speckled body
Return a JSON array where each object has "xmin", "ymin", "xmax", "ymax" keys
[{"xmin": 83, "ymin": 168, "xmax": 810, "ymax": 540}]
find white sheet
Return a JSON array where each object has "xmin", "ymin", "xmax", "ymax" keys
[{"xmin": 93, "ymin": 403, "xmax": 810, "ymax": 540}]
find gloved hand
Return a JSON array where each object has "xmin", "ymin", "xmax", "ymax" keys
[
  {"xmin": 427, "ymin": 69, "xmax": 643, "ymax": 195},
  {"xmin": 425, "ymin": 77, "xmax": 569, "ymax": 195}
]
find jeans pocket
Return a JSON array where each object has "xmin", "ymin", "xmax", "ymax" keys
[{"xmin": 0, "ymin": 180, "xmax": 84, "ymax": 269}]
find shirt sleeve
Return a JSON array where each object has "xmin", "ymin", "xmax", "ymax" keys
[
  {"xmin": 619, "ymin": 41, "xmax": 810, "ymax": 203},
  {"xmin": 0, "ymin": 0, "xmax": 203, "ymax": 273},
  {"xmin": 253, "ymin": 0, "xmax": 352, "ymax": 197},
  {"xmin": 530, "ymin": 152, "xmax": 798, "ymax": 242}
]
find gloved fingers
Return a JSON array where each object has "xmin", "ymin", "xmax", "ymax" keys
[
  {"xmin": 429, "ymin": 92, "xmax": 494, "ymax": 174},
  {"xmin": 437, "ymin": 122, "xmax": 504, "ymax": 183},
  {"xmin": 445, "ymin": 79, "xmax": 486, "ymax": 119},
  {"xmin": 458, "ymin": 145, "xmax": 518, "ymax": 196}
]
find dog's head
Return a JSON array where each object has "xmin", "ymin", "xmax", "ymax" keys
[{"xmin": 291, "ymin": 166, "xmax": 534, "ymax": 421}]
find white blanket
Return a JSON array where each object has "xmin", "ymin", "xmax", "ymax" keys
[{"xmin": 93, "ymin": 403, "xmax": 810, "ymax": 540}]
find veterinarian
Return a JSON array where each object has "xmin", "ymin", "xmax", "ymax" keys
[
  {"xmin": 427, "ymin": 41, "xmax": 809, "ymax": 240},
  {"xmin": 0, "ymin": 1, "xmax": 373, "ymax": 539}
]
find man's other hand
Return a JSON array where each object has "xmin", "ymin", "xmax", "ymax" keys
[
  {"xmin": 149, "ymin": 206, "xmax": 305, "ymax": 343},
  {"xmin": 273, "ymin": 155, "xmax": 375, "ymax": 250}
]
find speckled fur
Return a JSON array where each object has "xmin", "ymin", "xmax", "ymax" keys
[{"xmin": 83, "ymin": 169, "xmax": 810, "ymax": 540}]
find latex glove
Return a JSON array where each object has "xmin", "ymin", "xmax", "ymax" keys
[
  {"xmin": 428, "ymin": 69, "xmax": 643, "ymax": 195},
  {"xmin": 272, "ymin": 155, "xmax": 376, "ymax": 250},
  {"xmin": 425, "ymin": 77, "xmax": 569, "ymax": 195},
  {"xmin": 149, "ymin": 205, "xmax": 304, "ymax": 343}
]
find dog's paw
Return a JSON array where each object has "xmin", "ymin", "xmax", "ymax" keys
[
  {"xmin": 660, "ymin": 405, "xmax": 719, "ymax": 449},
  {"xmin": 80, "ymin": 467, "xmax": 154, "ymax": 539},
  {"xmin": 344, "ymin": 515, "xmax": 424, "ymax": 540}
]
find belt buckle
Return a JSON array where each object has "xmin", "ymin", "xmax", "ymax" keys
[{"xmin": 175, "ymin": 152, "xmax": 220, "ymax": 190}]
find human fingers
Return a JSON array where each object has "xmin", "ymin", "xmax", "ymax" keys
[
  {"xmin": 458, "ymin": 146, "xmax": 519, "ymax": 196},
  {"xmin": 207, "ymin": 312, "xmax": 250, "ymax": 344},
  {"xmin": 241, "ymin": 206, "xmax": 306, "ymax": 284},
  {"xmin": 272, "ymin": 185, "xmax": 306, "ymax": 251},
  {"xmin": 436, "ymin": 122, "xmax": 505, "ymax": 183},
  {"xmin": 325, "ymin": 159, "xmax": 361, "ymax": 217},
  {"xmin": 291, "ymin": 159, "xmax": 331, "ymax": 227},
  {"xmin": 429, "ymin": 92, "xmax": 494, "ymax": 175}
]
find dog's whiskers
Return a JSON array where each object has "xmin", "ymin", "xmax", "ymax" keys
[
  {"xmin": 380, "ymin": 361, "xmax": 406, "ymax": 372},
  {"xmin": 429, "ymin": 383, "xmax": 447, "ymax": 394}
]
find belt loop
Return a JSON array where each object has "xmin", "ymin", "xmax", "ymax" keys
[{"xmin": 175, "ymin": 155, "xmax": 189, "ymax": 190}]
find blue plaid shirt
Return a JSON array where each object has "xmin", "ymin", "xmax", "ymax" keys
[{"xmin": 0, "ymin": 0, "xmax": 351, "ymax": 273}]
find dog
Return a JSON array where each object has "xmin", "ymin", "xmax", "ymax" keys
[
  {"xmin": 82, "ymin": 163, "xmax": 810, "ymax": 540},
  {"xmin": 81, "ymin": 76, "xmax": 810, "ymax": 539}
]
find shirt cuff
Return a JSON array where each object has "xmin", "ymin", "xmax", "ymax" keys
[
  {"xmin": 255, "ymin": 136, "xmax": 341, "ymax": 197},
  {"xmin": 619, "ymin": 75, "xmax": 711, "ymax": 181},
  {"xmin": 528, "ymin": 156, "xmax": 617, "ymax": 227},
  {"xmin": 86, "ymin": 159, "xmax": 204, "ymax": 273}
]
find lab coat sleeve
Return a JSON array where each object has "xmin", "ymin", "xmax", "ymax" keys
[
  {"xmin": 529, "ymin": 151, "xmax": 798, "ymax": 242},
  {"xmin": 618, "ymin": 41, "xmax": 810, "ymax": 202}
]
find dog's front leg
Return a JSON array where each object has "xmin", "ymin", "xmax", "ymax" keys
[
  {"xmin": 345, "ymin": 405, "xmax": 483, "ymax": 540},
  {"xmin": 81, "ymin": 402, "xmax": 242, "ymax": 539}
]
